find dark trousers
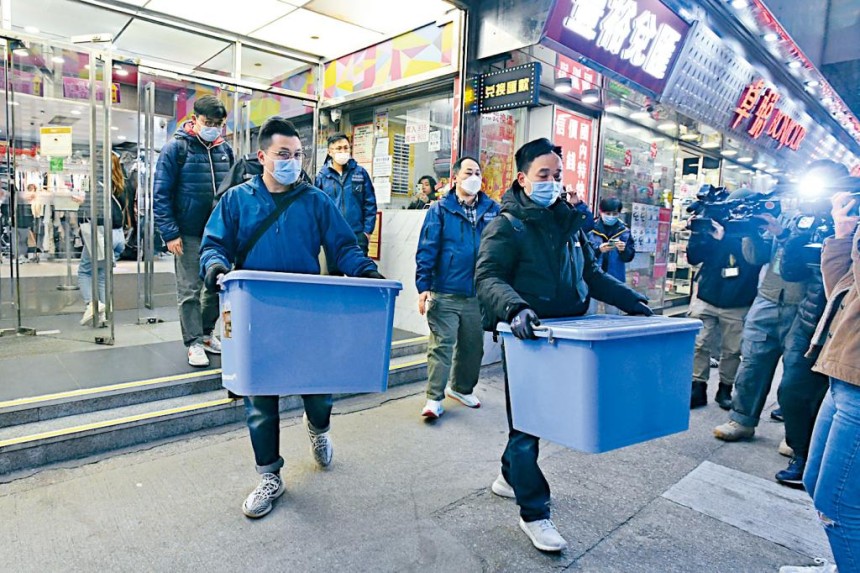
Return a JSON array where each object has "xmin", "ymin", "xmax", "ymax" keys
[
  {"xmin": 777, "ymin": 317, "xmax": 829, "ymax": 459},
  {"xmin": 243, "ymin": 394, "xmax": 333, "ymax": 474},
  {"xmin": 500, "ymin": 347, "xmax": 551, "ymax": 522}
]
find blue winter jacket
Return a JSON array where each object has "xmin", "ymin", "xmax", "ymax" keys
[
  {"xmin": 199, "ymin": 176, "xmax": 377, "ymax": 278},
  {"xmin": 315, "ymin": 159, "xmax": 377, "ymax": 235},
  {"xmin": 154, "ymin": 123, "xmax": 235, "ymax": 242},
  {"xmin": 415, "ymin": 191, "xmax": 500, "ymax": 297},
  {"xmin": 588, "ymin": 219, "xmax": 635, "ymax": 283}
]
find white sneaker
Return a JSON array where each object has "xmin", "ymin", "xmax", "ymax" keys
[
  {"xmin": 80, "ymin": 301, "xmax": 103, "ymax": 326},
  {"xmin": 421, "ymin": 399, "xmax": 444, "ymax": 419},
  {"xmin": 519, "ymin": 518, "xmax": 568, "ymax": 552},
  {"xmin": 202, "ymin": 335, "xmax": 222, "ymax": 354},
  {"xmin": 304, "ymin": 413, "xmax": 333, "ymax": 468},
  {"xmin": 445, "ymin": 387, "xmax": 481, "ymax": 408},
  {"xmin": 491, "ymin": 474, "xmax": 515, "ymax": 499},
  {"xmin": 779, "ymin": 438, "xmax": 795, "ymax": 458},
  {"xmin": 187, "ymin": 343, "xmax": 210, "ymax": 367},
  {"xmin": 779, "ymin": 558, "xmax": 838, "ymax": 573},
  {"xmin": 242, "ymin": 472, "xmax": 285, "ymax": 519}
]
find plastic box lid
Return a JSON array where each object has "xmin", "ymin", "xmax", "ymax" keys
[
  {"xmin": 220, "ymin": 270, "xmax": 403, "ymax": 292},
  {"xmin": 497, "ymin": 315, "xmax": 702, "ymax": 341}
]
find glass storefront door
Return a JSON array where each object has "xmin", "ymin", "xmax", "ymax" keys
[{"xmin": 0, "ymin": 36, "xmax": 116, "ymax": 342}]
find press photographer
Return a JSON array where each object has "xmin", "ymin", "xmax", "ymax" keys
[{"xmin": 687, "ymin": 188, "xmax": 764, "ymax": 410}]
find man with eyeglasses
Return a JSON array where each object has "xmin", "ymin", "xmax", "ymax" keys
[
  {"xmin": 154, "ymin": 94, "xmax": 235, "ymax": 367},
  {"xmin": 315, "ymin": 133, "xmax": 378, "ymax": 257},
  {"xmin": 200, "ymin": 116, "xmax": 384, "ymax": 519}
]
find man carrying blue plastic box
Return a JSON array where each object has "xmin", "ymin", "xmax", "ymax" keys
[
  {"xmin": 199, "ymin": 116, "xmax": 384, "ymax": 519},
  {"xmin": 475, "ymin": 138, "xmax": 653, "ymax": 553}
]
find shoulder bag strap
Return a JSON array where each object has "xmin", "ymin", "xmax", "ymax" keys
[{"xmin": 234, "ymin": 191, "xmax": 302, "ymax": 270}]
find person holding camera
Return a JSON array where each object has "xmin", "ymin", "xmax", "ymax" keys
[
  {"xmin": 588, "ymin": 197, "xmax": 635, "ymax": 314},
  {"xmin": 687, "ymin": 189, "xmax": 764, "ymax": 410},
  {"xmin": 713, "ymin": 190, "xmax": 807, "ymax": 441},
  {"xmin": 779, "ymin": 188, "xmax": 860, "ymax": 573},
  {"xmin": 773, "ymin": 161, "xmax": 848, "ymax": 488}
]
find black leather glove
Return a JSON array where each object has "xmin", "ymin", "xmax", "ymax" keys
[
  {"xmin": 361, "ymin": 269, "xmax": 386, "ymax": 279},
  {"xmin": 627, "ymin": 301, "xmax": 654, "ymax": 317},
  {"xmin": 510, "ymin": 308, "xmax": 541, "ymax": 340},
  {"xmin": 204, "ymin": 263, "xmax": 229, "ymax": 293}
]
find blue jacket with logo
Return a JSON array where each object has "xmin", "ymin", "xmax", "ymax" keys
[
  {"xmin": 315, "ymin": 158, "xmax": 378, "ymax": 235},
  {"xmin": 415, "ymin": 191, "xmax": 500, "ymax": 297},
  {"xmin": 199, "ymin": 175, "xmax": 377, "ymax": 278},
  {"xmin": 154, "ymin": 122, "xmax": 235, "ymax": 242},
  {"xmin": 588, "ymin": 218, "xmax": 635, "ymax": 283}
]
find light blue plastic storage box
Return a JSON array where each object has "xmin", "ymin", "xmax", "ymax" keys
[
  {"xmin": 498, "ymin": 315, "xmax": 702, "ymax": 453},
  {"xmin": 219, "ymin": 271, "xmax": 402, "ymax": 396}
]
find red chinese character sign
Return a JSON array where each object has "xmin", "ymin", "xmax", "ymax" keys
[
  {"xmin": 553, "ymin": 108, "xmax": 593, "ymax": 204},
  {"xmin": 555, "ymin": 54, "xmax": 600, "ymax": 94},
  {"xmin": 731, "ymin": 79, "xmax": 807, "ymax": 151}
]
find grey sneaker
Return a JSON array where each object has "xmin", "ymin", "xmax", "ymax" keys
[
  {"xmin": 491, "ymin": 474, "xmax": 515, "ymax": 499},
  {"xmin": 779, "ymin": 438, "xmax": 794, "ymax": 458},
  {"xmin": 202, "ymin": 335, "xmax": 222, "ymax": 354},
  {"xmin": 445, "ymin": 387, "xmax": 481, "ymax": 408},
  {"xmin": 304, "ymin": 413, "xmax": 333, "ymax": 468},
  {"xmin": 188, "ymin": 343, "xmax": 209, "ymax": 367},
  {"xmin": 519, "ymin": 518, "xmax": 568, "ymax": 552},
  {"xmin": 713, "ymin": 420, "xmax": 755, "ymax": 441},
  {"xmin": 242, "ymin": 472, "xmax": 285, "ymax": 518},
  {"xmin": 779, "ymin": 558, "xmax": 838, "ymax": 573}
]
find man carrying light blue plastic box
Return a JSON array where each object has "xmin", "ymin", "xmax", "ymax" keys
[{"xmin": 199, "ymin": 117, "xmax": 384, "ymax": 519}]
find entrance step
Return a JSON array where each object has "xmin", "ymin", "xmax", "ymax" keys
[{"xmin": 0, "ymin": 352, "xmax": 428, "ymax": 476}]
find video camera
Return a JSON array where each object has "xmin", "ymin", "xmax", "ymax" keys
[
  {"xmin": 797, "ymin": 176, "xmax": 860, "ymax": 264},
  {"xmin": 686, "ymin": 185, "xmax": 782, "ymax": 237}
]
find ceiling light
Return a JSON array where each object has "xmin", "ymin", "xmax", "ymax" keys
[
  {"xmin": 114, "ymin": 68, "xmax": 128, "ymax": 77},
  {"xmin": 721, "ymin": 149, "xmax": 738, "ymax": 157},
  {"xmin": 24, "ymin": 26, "xmax": 39, "ymax": 34},
  {"xmin": 680, "ymin": 133, "xmax": 699, "ymax": 141},
  {"xmin": 731, "ymin": 0, "xmax": 748, "ymax": 8},
  {"xmin": 117, "ymin": 135, "xmax": 126, "ymax": 141},
  {"xmin": 630, "ymin": 110, "xmax": 650, "ymax": 120},
  {"xmin": 787, "ymin": 60, "xmax": 803, "ymax": 70},
  {"xmin": 658, "ymin": 121, "xmax": 676, "ymax": 131},
  {"xmin": 581, "ymin": 88, "xmax": 600, "ymax": 104},
  {"xmin": 7, "ymin": 101, "xmax": 19, "ymax": 106},
  {"xmin": 70, "ymin": 109, "xmax": 82, "ymax": 115},
  {"xmin": 650, "ymin": 137, "xmax": 665, "ymax": 143},
  {"xmin": 753, "ymin": 162, "xmax": 767, "ymax": 169},
  {"xmin": 110, "ymin": 126, "xmax": 119, "ymax": 131},
  {"xmin": 554, "ymin": 77, "xmax": 573, "ymax": 94},
  {"xmin": 762, "ymin": 32, "xmax": 779, "ymax": 43},
  {"xmin": 805, "ymin": 80, "xmax": 820, "ymax": 88},
  {"xmin": 724, "ymin": 164, "xmax": 738, "ymax": 170},
  {"xmin": 605, "ymin": 101, "xmax": 622, "ymax": 113},
  {"xmin": 51, "ymin": 56, "xmax": 65, "ymax": 64},
  {"xmin": 12, "ymin": 47, "xmax": 29, "ymax": 57},
  {"xmin": 701, "ymin": 141, "xmax": 721, "ymax": 149},
  {"xmin": 738, "ymin": 156, "xmax": 753, "ymax": 162}
]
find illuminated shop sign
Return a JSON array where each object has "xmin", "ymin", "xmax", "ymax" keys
[
  {"xmin": 478, "ymin": 63, "xmax": 541, "ymax": 113},
  {"xmin": 543, "ymin": 0, "xmax": 690, "ymax": 95},
  {"xmin": 732, "ymin": 79, "xmax": 807, "ymax": 151}
]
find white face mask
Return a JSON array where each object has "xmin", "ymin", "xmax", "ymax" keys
[
  {"xmin": 460, "ymin": 174, "xmax": 482, "ymax": 195},
  {"xmin": 333, "ymin": 152, "xmax": 350, "ymax": 166}
]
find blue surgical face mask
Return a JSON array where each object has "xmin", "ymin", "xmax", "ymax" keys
[
  {"xmin": 602, "ymin": 214, "xmax": 619, "ymax": 226},
  {"xmin": 269, "ymin": 158, "xmax": 302, "ymax": 186},
  {"xmin": 528, "ymin": 180, "xmax": 562, "ymax": 208},
  {"xmin": 198, "ymin": 126, "xmax": 221, "ymax": 143}
]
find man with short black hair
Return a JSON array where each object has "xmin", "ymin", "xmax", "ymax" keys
[
  {"xmin": 588, "ymin": 196, "xmax": 635, "ymax": 314},
  {"xmin": 200, "ymin": 116, "xmax": 383, "ymax": 519},
  {"xmin": 315, "ymin": 133, "xmax": 377, "ymax": 255},
  {"xmin": 154, "ymin": 94, "xmax": 234, "ymax": 367}
]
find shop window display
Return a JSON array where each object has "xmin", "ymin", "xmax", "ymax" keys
[{"xmin": 601, "ymin": 116, "xmax": 676, "ymax": 307}]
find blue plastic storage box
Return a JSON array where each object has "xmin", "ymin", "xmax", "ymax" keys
[
  {"xmin": 219, "ymin": 271, "xmax": 402, "ymax": 396},
  {"xmin": 498, "ymin": 315, "xmax": 702, "ymax": 453}
]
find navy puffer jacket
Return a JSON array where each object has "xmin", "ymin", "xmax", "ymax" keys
[{"xmin": 154, "ymin": 123, "xmax": 234, "ymax": 241}]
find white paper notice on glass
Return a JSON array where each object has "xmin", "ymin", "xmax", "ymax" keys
[
  {"xmin": 374, "ymin": 177, "xmax": 392, "ymax": 204},
  {"xmin": 40, "ymin": 127, "xmax": 73, "ymax": 157},
  {"xmin": 428, "ymin": 130, "xmax": 441, "ymax": 152},
  {"xmin": 373, "ymin": 155, "xmax": 392, "ymax": 177},
  {"xmin": 375, "ymin": 137, "xmax": 390, "ymax": 156},
  {"xmin": 405, "ymin": 108, "xmax": 430, "ymax": 145}
]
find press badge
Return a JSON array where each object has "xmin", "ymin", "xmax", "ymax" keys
[{"xmin": 721, "ymin": 267, "xmax": 739, "ymax": 278}]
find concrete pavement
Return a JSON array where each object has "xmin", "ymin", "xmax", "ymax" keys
[{"xmin": 0, "ymin": 365, "xmax": 827, "ymax": 572}]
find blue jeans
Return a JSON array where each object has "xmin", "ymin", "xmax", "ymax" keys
[
  {"xmin": 730, "ymin": 295, "xmax": 797, "ymax": 427},
  {"xmin": 78, "ymin": 227, "xmax": 125, "ymax": 304},
  {"xmin": 500, "ymin": 345, "xmax": 551, "ymax": 522},
  {"xmin": 243, "ymin": 394, "xmax": 333, "ymax": 474},
  {"xmin": 804, "ymin": 379, "xmax": 860, "ymax": 572}
]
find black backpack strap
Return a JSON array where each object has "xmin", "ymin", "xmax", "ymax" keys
[
  {"xmin": 175, "ymin": 136, "xmax": 188, "ymax": 169},
  {"xmin": 501, "ymin": 211, "xmax": 525, "ymax": 233},
  {"xmin": 234, "ymin": 190, "xmax": 303, "ymax": 270}
]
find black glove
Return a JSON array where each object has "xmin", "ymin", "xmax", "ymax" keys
[
  {"xmin": 204, "ymin": 263, "xmax": 229, "ymax": 293},
  {"xmin": 361, "ymin": 269, "xmax": 386, "ymax": 279},
  {"xmin": 627, "ymin": 301, "xmax": 654, "ymax": 317},
  {"xmin": 510, "ymin": 308, "xmax": 541, "ymax": 340}
]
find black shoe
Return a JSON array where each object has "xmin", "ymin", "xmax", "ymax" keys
[
  {"xmin": 691, "ymin": 383, "xmax": 707, "ymax": 409},
  {"xmin": 770, "ymin": 407, "xmax": 784, "ymax": 422},
  {"xmin": 775, "ymin": 456, "xmax": 806, "ymax": 488},
  {"xmin": 715, "ymin": 384, "xmax": 733, "ymax": 411}
]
